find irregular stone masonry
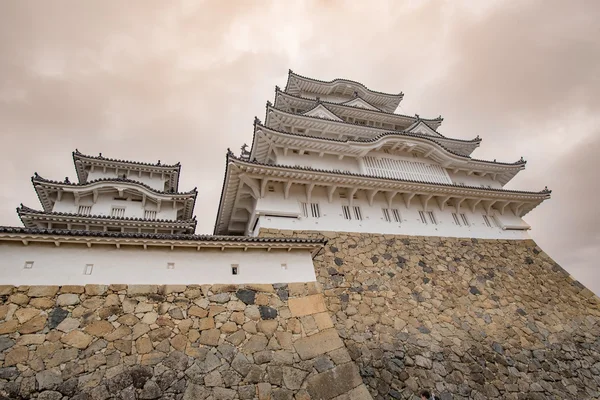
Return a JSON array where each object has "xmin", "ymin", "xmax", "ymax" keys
[
  {"xmin": 259, "ymin": 229, "xmax": 600, "ymax": 400},
  {"xmin": 0, "ymin": 283, "xmax": 372, "ymax": 400}
]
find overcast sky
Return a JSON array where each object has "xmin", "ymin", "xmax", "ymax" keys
[{"xmin": 1, "ymin": 0, "xmax": 598, "ymax": 292}]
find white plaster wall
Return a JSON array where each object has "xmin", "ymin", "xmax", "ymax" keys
[
  {"xmin": 87, "ymin": 169, "xmax": 167, "ymax": 191},
  {"xmin": 299, "ymin": 92, "xmax": 351, "ymax": 104},
  {"xmin": 275, "ymin": 153, "xmax": 359, "ymax": 173},
  {"xmin": 52, "ymin": 192, "xmax": 178, "ymax": 220},
  {"xmin": 0, "ymin": 243, "xmax": 317, "ymax": 285},
  {"xmin": 252, "ymin": 191, "xmax": 531, "ymax": 240},
  {"xmin": 448, "ymin": 170, "xmax": 503, "ymax": 188}
]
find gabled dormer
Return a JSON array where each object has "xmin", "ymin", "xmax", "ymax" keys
[{"xmin": 302, "ymin": 104, "xmax": 344, "ymax": 121}]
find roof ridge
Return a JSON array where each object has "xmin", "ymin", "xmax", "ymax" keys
[
  {"xmin": 228, "ymin": 154, "xmax": 548, "ymax": 195},
  {"xmin": 286, "ymin": 70, "xmax": 403, "ymax": 98},
  {"xmin": 16, "ymin": 206, "xmax": 197, "ymax": 224},
  {"xmin": 0, "ymin": 226, "xmax": 325, "ymax": 243},
  {"xmin": 32, "ymin": 175, "xmax": 197, "ymax": 196},
  {"xmin": 253, "ymin": 123, "xmax": 525, "ymax": 167},
  {"xmin": 266, "ymin": 105, "xmax": 481, "ymax": 144},
  {"xmin": 275, "ymin": 87, "xmax": 442, "ymax": 122},
  {"xmin": 73, "ymin": 149, "xmax": 181, "ymax": 169}
]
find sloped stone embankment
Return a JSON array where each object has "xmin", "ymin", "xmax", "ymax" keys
[
  {"xmin": 259, "ymin": 229, "xmax": 600, "ymax": 400},
  {"xmin": 0, "ymin": 283, "xmax": 371, "ymax": 400}
]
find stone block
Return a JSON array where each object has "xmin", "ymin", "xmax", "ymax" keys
[
  {"xmin": 61, "ymin": 330, "xmax": 93, "ymax": 349},
  {"xmin": 57, "ymin": 293, "xmax": 80, "ymax": 306},
  {"xmin": 28, "ymin": 286, "xmax": 59, "ymax": 297},
  {"xmin": 245, "ymin": 283, "xmax": 275, "ymax": 293},
  {"xmin": 288, "ymin": 294, "xmax": 327, "ymax": 317},
  {"xmin": 314, "ymin": 312, "xmax": 334, "ymax": 330},
  {"xmin": 85, "ymin": 284, "xmax": 108, "ymax": 296},
  {"xmin": 19, "ymin": 315, "xmax": 47, "ymax": 334},
  {"xmin": 294, "ymin": 329, "xmax": 344, "ymax": 360},
  {"xmin": 163, "ymin": 285, "xmax": 187, "ymax": 294},
  {"xmin": 127, "ymin": 285, "xmax": 158, "ymax": 295},
  {"xmin": 0, "ymin": 285, "xmax": 14, "ymax": 295},
  {"xmin": 306, "ymin": 363, "xmax": 363, "ymax": 400},
  {"xmin": 60, "ymin": 285, "xmax": 84, "ymax": 294}
]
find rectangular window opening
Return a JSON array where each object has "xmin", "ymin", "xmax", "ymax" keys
[
  {"xmin": 24, "ymin": 261, "xmax": 34, "ymax": 269},
  {"xmin": 392, "ymin": 209, "xmax": 401, "ymax": 223},
  {"xmin": 342, "ymin": 205, "xmax": 352, "ymax": 220},
  {"xmin": 300, "ymin": 202, "xmax": 308, "ymax": 218},
  {"xmin": 111, "ymin": 207, "xmax": 126, "ymax": 218},
  {"xmin": 281, "ymin": 263, "xmax": 288, "ymax": 270},
  {"xmin": 268, "ymin": 185, "xmax": 275, "ymax": 192},
  {"xmin": 78, "ymin": 205, "xmax": 92, "ymax": 215},
  {"xmin": 427, "ymin": 211, "xmax": 437, "ymax": 225},
  {"xmin": 231, "ymin": 264, "xmax": 239, "ymax": 275},
  {"xmin": 452, "ymin": 213, "xmax": 461, "ymax": 226},
  {"xmin": 84, "ymin": 264, "xmax": 94, "ymax": 275},
  {"xmin": 483, "ymin": 215, "xmax": 492, "ymax": 227},
  {"xmin": 460, "ymin": 213, "xmax": 470, "ymax": 226},
  {"xmin": 144, "ymin": 210, "xmax": 157, "ymax": 220},
  {"xmin": 310, "ymin": 203, "xmax": 321, "ymax": 218},
  {"xmin": 419, "ymin": 211, "xmax": 427, "ymax": 224},
  {"xmin": 382, "ymin": 208, "xmax": 391, "ymax": 222},
  {"xmin": 353, "ymin": 206, "xmax": 363, "ymax": 221},
  {"xmin": 167, "ymin": 262, "xmax": 175, "ymax": 270}
]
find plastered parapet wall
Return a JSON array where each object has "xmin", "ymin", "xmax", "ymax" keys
[
  {"xmin": 0, "ymin": 283, "xmax": 372, "ymax": 400},
  {"xmin": 259, "ymin": 229, "xmax": 600, "ymax": 400}
]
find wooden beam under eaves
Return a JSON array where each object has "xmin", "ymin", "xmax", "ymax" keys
[
  {"xmin": 437, "ymin": 195, "xmax": 451, "ymax": 211},
  {"xmin": 327, "ymin": 186, "xmax": 337, "ymax": 203},
  {"xmin": 402, "ymin": 193, "xmax": 416, "ymax": 209}
]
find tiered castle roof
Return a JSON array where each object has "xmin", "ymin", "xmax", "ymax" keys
[{"xmin": 214, "ymin": 71, "xmax": 551, "ymax": 235}]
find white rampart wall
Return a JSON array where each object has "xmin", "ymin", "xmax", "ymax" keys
[
  {"xmin": 52, "ymin": 192, "xmax": 178, "ymax": 220},
  {"xmin": 87, "ymin": 168, "xmax": 168, "ymax": 191},
  {"xmin": 252, "ymin": 188, "xmax": 531, "ymax": 240},
  {"xmin": 0, "ymin": 243, "xmax": 317, "ymax": 285}
]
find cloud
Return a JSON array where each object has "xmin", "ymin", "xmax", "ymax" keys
[{"xmin": 0, "ymin": 0, "xmax": 598, "ymax": 291}]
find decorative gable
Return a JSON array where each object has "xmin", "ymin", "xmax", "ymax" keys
[
  {"xmin": 302, "ymin": 104, "xmax": 344, "ymax": 121},
  {"xmin": 407, "ymin": 121, "xmax": 442, "ymax": 137},
  {"xmin": 342, "ymin": 97, "xmax": 381, "ymax": 111}
]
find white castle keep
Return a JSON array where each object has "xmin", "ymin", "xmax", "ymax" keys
[
  {"xmin": 214, "ymin": 70, "xmax": 551, "ymax": 239},
  {"xmin": 0, "ymin": 71, "xmax": 551, "ymax": 285}
]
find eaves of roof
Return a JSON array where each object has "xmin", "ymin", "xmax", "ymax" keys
[
  {"xmin": 265, "ymin": 104, "xmax": 478, "ymax": 145},
  {"xmin": 0, "ymin": 226, "xmax": 325, "ymax": 254},
  {"xmin": 17, "ymin": 205, "xmax": 198, "ymax": 227},
  {"xmin": 284, "ymin": 70, "xmax": 403, "ymax": 100},
  {"xmin": 275, "ymin": 87, "xmax": 442, "ymax": 125},
  {"xmin": 228, "ymin": 154, "xmax": 550, "ymax": 197},
  {"xmin": 73, "ymin": 149, "xmax": 181, "ymax": 170},
  {"xmin": 32, "ymin": 174, "xmax": 197, "ymax": 196},
  {"xmin": 252, "ymin": 122, "xmax": 523, "ymax": 168}
]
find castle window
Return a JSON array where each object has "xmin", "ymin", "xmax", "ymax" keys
[
  {"xmin": 342, "ymin": 205, "xmax": 352, "ymax": 220},
  {"xmin": 427, "ymin": 211, "xmax": 437, "ymax": 225},
  {"xmin": 111, "ymin": 207, "xmax": 125, "ymax": 218},
  {"xmin": 460, "ymin": 213, "xmax": 470, "ymax": 226},
  {"xmin": 419, "ymin": 211, "xmax": 427, "ymax": 224},
  {"xmin": 78, "ymin": 205, "xmax": 92, "ymax": 215},
  {"xmin": 383, "ymin": 208, "xmax": 401, "ymax": 223},
  {"xmin": 281, "ymin": 263, "xmax": 288, "ymax": 270},
  {"xmin": 24, "ymin": 261, "xmax": 34, "ymax": 269},
  {"xmin": 84, "ymin": 264, "xmax": 94, "ymax": 275},
  {"xmin": 382, "ymin": 208, "xmax": 391, "ymax": 222},
  {"xmin": 300, "ymin": 202, "xmax": 320, "ymax": 218},
  {"xmin": 339, "ymin": 192, "xmax": 347, "ymax": 199},
  {"xmin": 353, "ymin": 206, "xmax": 363, "ymax": 221},
  {"xmin": 268, "ymin": 185, "xmax": 275, "ymax": 192},
  {"xmin": 167, "ymin": 262, "xmax": 175, "ymax": 270},
  {"xmin": 231, "ymin": 264, "xmax": 239, "ymax": 275},
  {"xmin": 452, "ymin": 213, "xmax": 461, "ymax": 226},
  {"xmin": 482, "ymin": 215, "xmax": 492, "ymax": 227},
  {"xmin": 144, "ymin": 210, "xmax": 157, "ymax": 220}
]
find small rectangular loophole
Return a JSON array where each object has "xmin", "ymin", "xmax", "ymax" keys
[
  {"xmin": 24, "ymin": 261, "xmax": 34, "ymax": 269},
  {"xmin": 231, "ymin": 264, "xmax": 239, "ymax": 275},
  {"xmin": 167, "ymin": 262, "xmax": 175, "ymax": 270},
  {"xmin": 281, "ymin": 263, "xmax": 288, "ymax": 270},
  {"xmin": 84, "ymin": 264, "xmax": 94, "ymax": 275}
]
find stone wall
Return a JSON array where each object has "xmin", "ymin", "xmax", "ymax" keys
[
  {"xmin": 0, "ymin": 283, "xmax": 371, "ymax": 400},
  {"xmin": 259, "ymin": 229, "xmax": 600, "ymax": 400}
]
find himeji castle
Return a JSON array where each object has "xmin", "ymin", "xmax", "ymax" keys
[{"xmin": 214, "ymin": 70, "xmax": 551, "ymax": 239}]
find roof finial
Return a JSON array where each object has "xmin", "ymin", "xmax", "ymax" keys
[
  {"xmin": 494, "ymin": 159, "xmax": 496, "ymax": 162},
  {"xmin": 275, "ymin": 85, "xmax": 280, "ymax": 92},
  {"xmin": 64, "ymin": 177, "xmax": 70, "ymax": 184},
  {"xmin": 520, "ymin": 156, "xmax": 524, "ymax": 162},
  {"xmin": 157, "ymin": 160, "xmax": 161, "ymax": 165},
  {"xmin": 476, "ymin": 134, "xmax": 480, "ymax": 140},
  {"xmin": 353, "ymin": 90, "xmax": 359, "ymax": 98},
  {"xmin": 227, "ymin": 148, "xmax": 234, "ymax": 157},
  {"xmin": 254, "ymin": 116, "xmax": 261, "ymax": 125},
  {"xmin": 288, "ymin": 69, "xmax": 294, "ymax": 74},
  {"xmin": 34, "ymin": 172, "xmax": 39, "ymax": 178},
  {"xmin": 266, "ymin": 100, "xmax": 272, "ymax": 107},
  {"xmin": 99, "ymin": 152, "xmax": 103, "ymax": 158}
]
